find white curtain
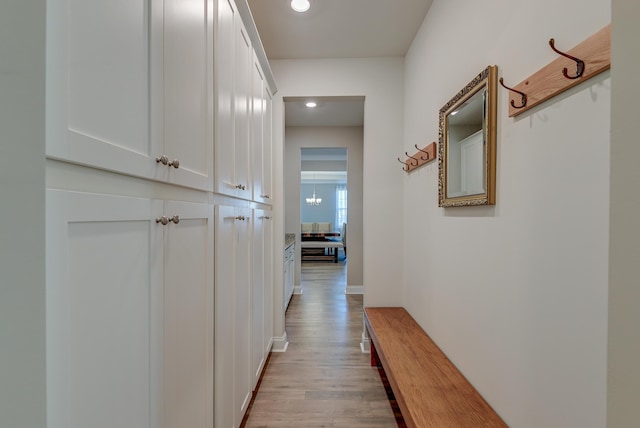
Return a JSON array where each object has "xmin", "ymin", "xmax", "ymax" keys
[{"xmin": 335, "ymin": 185, "xmax": 347, "ymax": 229}]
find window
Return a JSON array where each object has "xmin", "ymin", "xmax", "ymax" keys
[{"xmin": 335, "ymin": 185, "xmax": 347, "ymax": 229}]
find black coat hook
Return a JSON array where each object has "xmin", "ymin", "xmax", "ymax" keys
[
  {"xmin": 414, "ymin": 144, "xmax": 430, "ymax": 161},
  {"xmin": 405, "ymin": 152, "xmax": 419, "ymax": 166},
  {"xmin": 397, "ymin": 157, "xmax": 409, "ymax": 171},
  {"xmin": 549, "ymin": 38, "xmax": 585, "ymax": 79},
  {"xmin": 499, "ymin": 78, "xmax": 527, "ymax": 109}
]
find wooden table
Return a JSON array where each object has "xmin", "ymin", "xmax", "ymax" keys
[{"xmin": 301, "ymin": 232, "xmax": 342, "ymax": 262}]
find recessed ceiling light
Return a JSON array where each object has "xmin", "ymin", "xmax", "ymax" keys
[
  {"xmin": 291, "ymin": 0, "xmax": 310, "ymax": 12},
  {"xmin": 305, "ymin": 102, "xmax": 317, "ymax": 108}
]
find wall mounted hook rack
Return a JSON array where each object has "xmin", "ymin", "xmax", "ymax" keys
[
  {"xmin": 399, "ymin": 142, "xmax": 436, "ymax": 173},
  {"xmin": 506, "ymin": 24, "xmax": 610, "ymax": 117}
]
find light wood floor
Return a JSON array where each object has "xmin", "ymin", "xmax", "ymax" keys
[{"xmin": 241, "ymin": 260, "xmax": 403, "ymax": 427}]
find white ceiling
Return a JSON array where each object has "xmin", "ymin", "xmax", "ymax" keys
[
  {"xmin": 247, "ymin": 0, "xmax": 433, "ymax": 60},
  {"xmin": 247, "ymin": 0, "xmax": 432, "ymax": 127},
  {"xmin": 285, "ymin": 97, "xmax": 364, "ymax": 127}
]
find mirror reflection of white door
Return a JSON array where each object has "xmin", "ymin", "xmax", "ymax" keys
[{"xmin": 460, "ymin": 130, "xmax": 485, "ymax": 196}]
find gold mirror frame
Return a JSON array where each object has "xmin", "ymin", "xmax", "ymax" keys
[{"xmin": 438, "ymin": 65, "xmax": 497, "ymax": 207}]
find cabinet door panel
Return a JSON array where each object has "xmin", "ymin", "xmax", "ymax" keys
[
  {"xmin": 234, "ymin": 207, "xmax": 252, "ymax": 423},
  {"xmin": 163, "ymin": 201, "xmax": 214, "ymax": 428},
  {"xmin": 47, "ymin": 0, "xmax": 165, "ymax": 183},
  {"xmin": 263, "ymin": 88, "xmax": 273, "ymax": 203},
  {"xmin": 214, "ymin": 205, "xmax": 236, "ymax": 428},
  {"xmin": 48, "ymin": 0, "xmax": 213, "ymax": 191},
  {"xmin": 251, "ymin": 61, "xmax": 265, "ymax": 203},
  {"xmin": 214, "ymin": 205, "xmax": 252, "ymax": 428},
  {"xmin": 252, "ymin": 209, "xmax": 266, "ymax": 388},
  {"xmin": 233, "ymin": 24, "xmax": 252, "ymax": 200},
  {"xmin": 164, "ymin": 0, "xmax": 213, "ymax": 191},
  {"xmin": 214, "ymin": 0, "xmax": 237, "ymax": 197},
  {"xmin": 262, "ymin": 210, "xmax": 274, "ymax": 354},
  {"xmin": 252, "ymin": 209, "xmax": 273, "ymax": 388},
  {"xmin": 46, "ymin": 190, "xmax": 163, "ymax": 428}
]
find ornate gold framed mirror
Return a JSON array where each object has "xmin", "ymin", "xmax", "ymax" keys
[{"xmin": 438, "ymin": 65, "xmax": 497, "ymax": 207}]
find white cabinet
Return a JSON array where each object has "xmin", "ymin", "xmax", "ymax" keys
[
  {"xmin": 263, "ymin": 87, "xmax": 274, "ymax": 203},
  {"xmin": 214, "ymin": 0, "xmax": 254, "ymax": 200},
  {"xmin": 284, "ymin": 243, "xmax": 295, "ymax": 309},
  {"xmin": 251, "ymin": 57, "xmax": 273, "ymax": 204},
  {"xmin": 46, "ymin": 0, "xmax": 213, "ymax": 191},
  {"xmin": 46, "ymin": 190, "xmax": 213, "ymax": 428},
  {"xmin": 252, "ymin": 209, "xmax": 273, "ymax": 389},
  {"xmin": 44, "ymin": 1, "xmax": 276, "ymax": 427},
  {"xmin": 162, "ymin": 200, "xmax": 214, "ymax": 428},
  {"xmin": 215, "ymin": 205, "xmax": 252, "ymax": 428}
]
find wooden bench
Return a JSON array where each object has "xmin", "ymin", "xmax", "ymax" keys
[
  {"xmin": 300, "ymin": 240, "xmax": 343, "ymax": 263},
  {"xmin": 364, "ymin": 307, "xmax": 507, "ymax": 428}
]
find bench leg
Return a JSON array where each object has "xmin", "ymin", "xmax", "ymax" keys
[{"xmin": 370, "ymin": 341, "xmax": 380, "ymax": 367}]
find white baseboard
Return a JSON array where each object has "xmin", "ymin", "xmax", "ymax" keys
[
  {"xmin": 293, "ymin": 285, "xmax": 303, "ymax": 295},
  {"xmin": 345, "ymin": 285, "xmax": 363, "ymax": 294},
  {"xmin": 360, "ymin": 330, "xmax": 370, "ymax": 354},
  {"xmin": 271, "ymin": 332, "xmax": 289, "ymax": 352}
]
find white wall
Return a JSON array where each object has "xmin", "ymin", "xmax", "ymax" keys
[
  {"xmin": 402, "ymin": 1, "xmax": 610, "ymax": 427},
  {"xmin": 0, "ymin": 1, "xmax": 47, "ymax": 426},
  {"xmin": 284, "ymin": 126, "xmax": 363, "ymax": 288},
  {"xmin": 272, "ymin": 58, "xmax": 405, "ymax": 307},
  {"xmin": 608, "ymin": 0, "xmax": 640, "ymax": 425}
]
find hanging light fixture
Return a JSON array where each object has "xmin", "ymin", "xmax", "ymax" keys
[{"xmin": 305, "ymin": 173, "xmax": 322, "ymax": 205}]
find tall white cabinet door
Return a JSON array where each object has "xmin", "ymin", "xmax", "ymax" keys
[
  {"xmin": 162, "ymin": 0, "xmax": 214, "ymax": 191},
  {"xmin": 234, "ymin": 207, "xmax": 252, "ymax": 424},
  {"xmin": 162, "ymin": 201, "xmax": 214, "ymax": 428},
  {"xmin": 46, "ymin": 0, "xmax": 161, "ymax": 180},
  {"xmin": 233, "ymin": 22, "xmax": 253, "ymax": 200},
  {"xmin": 262, "ymin": 88, "xmax": 274, "ymax": 203},
  {"xmin": 46, "ymin": 190, "xmax": 163, "ymax": 428},
  {"xmin": 46, "ymin": 0, "xmax": 213, "ymax": 191},
  {"xmin": 262, "ymin": 210, "xmax": 274, "ymax": 356},
  {"xmin": 214, "ymin": 206, "xmax": 235, "ymax": 428},
  {"xmin": 251, "ymin": 60, "xmax": 266, "ymax": 204},
  {"xmin": 252, "ymin": 209, "xmax": 274, "ymax": 389},
  {"xmin": 251, "ymin": 209, "xmax": 266, "ymax": 388},
  {"xmin": 214, "ymin": 205, "xmax": 252, "ymax": 428},
  {"xmin": 214, "ymin": 0, "xmax": 238, "ymax": 197}
]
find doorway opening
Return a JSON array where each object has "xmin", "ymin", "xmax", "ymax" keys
[
  {"xmin": 283, "ymin": 96, "xmax": 364, "ymax": 297},
  {"xmin": 300, "ymin": 148, "xmax": 347, "ymax": 264}
]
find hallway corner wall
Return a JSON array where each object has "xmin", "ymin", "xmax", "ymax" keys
[{"xmin": 272, "ymin": 58, "xmax": 405, "ymax": 307}]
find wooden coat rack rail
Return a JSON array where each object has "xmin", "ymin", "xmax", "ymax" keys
[
  {"xmin": 398, "ymin": 142, "xmax": 436, "ymax": 173},
  {"xmin": 501, "ymin": 24, "xmax": 611, "ymax": 117}
]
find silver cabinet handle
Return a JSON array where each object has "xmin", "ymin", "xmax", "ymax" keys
[
  {"xmin": 260, "ymin": 194, "xmax": 270, "ymax": 199},
  {"xmin": 156, "ymin": 155, "xmax": 179, "ymax": 168},
  {"xmin": 259, "ymin": 216, "xmax": 272, "ymax": 220},
  {"xmin": 156, "ymin": 215, "xmax": 180, "ymax": 225},
  {"xmin": 235, "ymin": 184, "xmax": 246, "ymax": 190}
]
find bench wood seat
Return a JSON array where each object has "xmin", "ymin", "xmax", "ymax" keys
[{"xmin": 364, "ymin": 307, "xmax": 507, "ymax": 428}]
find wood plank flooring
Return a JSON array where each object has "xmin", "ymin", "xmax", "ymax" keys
[{"xmin": 241, "ymin": 261, "xmax": 403, "ymax": 427}]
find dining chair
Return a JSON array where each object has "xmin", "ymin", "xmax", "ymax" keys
[{"xmin": 316, "ymin": 222, "xmax": 331, "ymax": 232}]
